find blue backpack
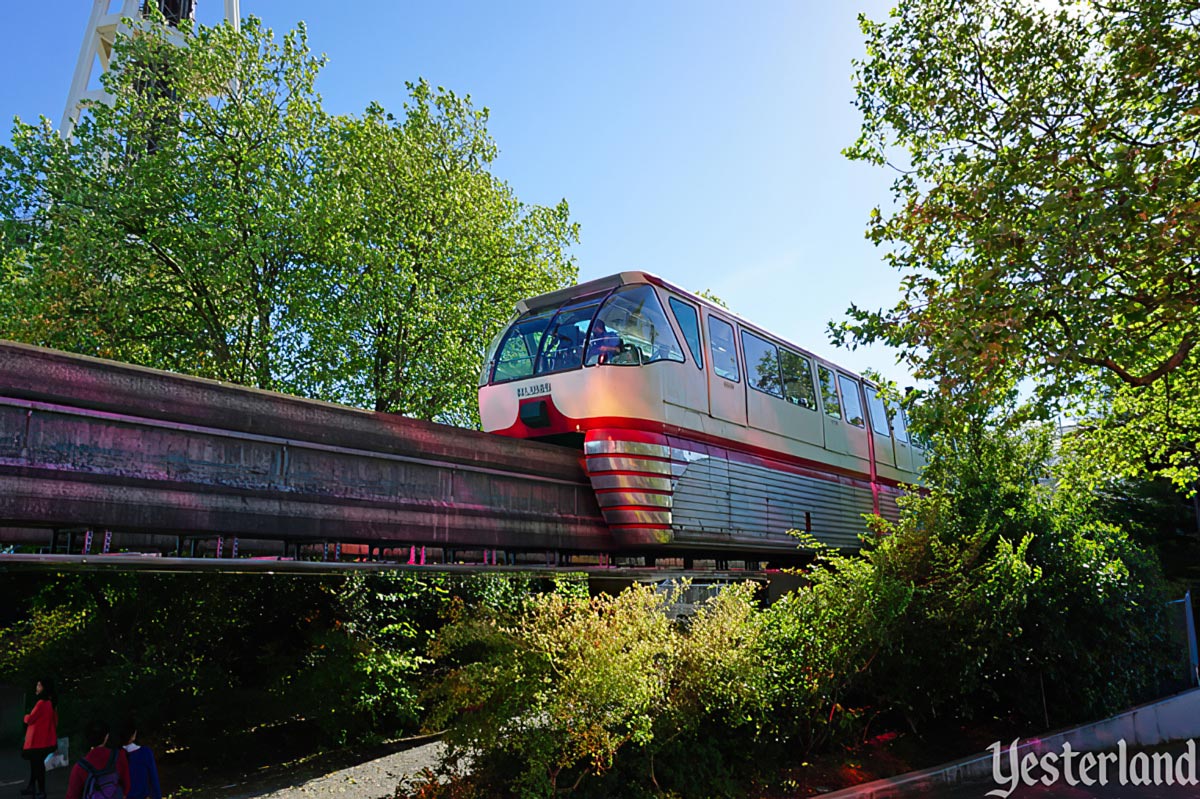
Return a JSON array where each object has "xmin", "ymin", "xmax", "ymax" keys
[{"xmin": 78, "ymin": 748, "xmax": 123, "ymax": 799}]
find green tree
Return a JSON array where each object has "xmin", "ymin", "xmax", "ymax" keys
[
  {"xmin": 0, "ymin": 16, "xmax": 327, "ymax": 388},
  {"xmin": 837, "ymin": 0, "xmax": 1200, "ymax": 487},
  {"xmin": 694, "ymin": 288, "xmax": 728, "ymax": 308},
  {"xmin": 0, "ymin": 15, "xmax": 576, "ymax": 424},
  {"xmin": 297, "ymin": 84, "xmax": 577, "ymax": 422},
  {"xmin": 760, "ymin": 540, "xmax": 912, "ymax": 752}
]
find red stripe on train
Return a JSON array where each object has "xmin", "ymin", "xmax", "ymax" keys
[{"xmin": 500, "ymin": 403, "xmax": 917, "ymax": 491}]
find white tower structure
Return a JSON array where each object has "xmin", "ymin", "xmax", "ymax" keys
[{"xmin": 61, "ymin": 0, "xmax": 241, "ymax": 139}]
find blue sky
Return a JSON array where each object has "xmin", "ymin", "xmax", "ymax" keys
[{"xmin": 3, "ymin": 0, "xmax": 914, "ymax": 387}]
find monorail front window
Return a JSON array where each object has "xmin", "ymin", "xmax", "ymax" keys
[
  {"xmin": 535, "ymin": 298, "xmax": 603, "ymax": 375},
  {"xmin": 488, "ymin": 283, "xmax": 685, "ymax": 383},
  {"xmin": 492, "ymin": 309, "xmax": 555, "ymax": 383},
  {"xmin": 585, "ymin": 285, "xmax": 684, "ymax": 367}
]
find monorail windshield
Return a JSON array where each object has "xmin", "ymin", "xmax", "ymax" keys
[{"xmin": 484, "ymin": 284, "xmax": 684, "ymax": 385}]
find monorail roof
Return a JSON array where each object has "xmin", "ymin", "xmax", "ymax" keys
[{"xmin": 517, "ymin": 271, "xmax": 879, "ymax": 387}]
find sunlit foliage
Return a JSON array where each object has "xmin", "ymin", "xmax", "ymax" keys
[
  {"xmin": 837, "ymin": 0, "xmax": 1200, "ymax": 488},
  {"xmin": 0, "ymin": 13, "xmax": 576, "ymax": 426}
]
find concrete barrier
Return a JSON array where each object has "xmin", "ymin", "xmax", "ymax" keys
[
  {"xmin": 0, "ymin": 340, "xmax": 611, "ymax": 552},
  {"xmin": 820, "ymin": 687, "xmax": 1200, "ymax": 797}
]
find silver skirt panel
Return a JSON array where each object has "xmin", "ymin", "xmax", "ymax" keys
[{"xmin": 585, "ymin": 434, "xmax": 901, "ymax": 552}]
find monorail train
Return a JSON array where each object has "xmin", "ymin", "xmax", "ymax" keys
[{"xmin": 478, "ymin": 272, "xmax": 925, "ymax": 554}]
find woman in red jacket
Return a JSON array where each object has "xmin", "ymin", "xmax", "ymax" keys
[{"xmin": 21, "ymin": 677, "xmax": 58, "ymax": 799}]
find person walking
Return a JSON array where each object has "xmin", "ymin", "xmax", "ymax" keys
[
  {"xmin": 65, "ymin": 720, "xmax": 129, "ymax": 799},
  {"xmin": 118, "ymin": 720, "xmax": 161, "ymax": 799},
  {"xmin": 20, "ymin": 677, "xmax": 58, "ymax": 799}
]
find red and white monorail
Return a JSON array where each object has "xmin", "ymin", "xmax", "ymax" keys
[{"xmin": 478, "ymin": 272, "xmax": 924, "ymax": 554}]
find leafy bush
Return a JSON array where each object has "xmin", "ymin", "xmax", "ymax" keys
[
  {"xmin": 0, "ymin": 571, "xmax": 577, "ymax": 763},
  {"xmin": 417, "ymin": 426, "xmax": 1177, "ymax": 798},
  {"xmin": 839, "ymin": 425, "xmax": 1173, "ymax": 733},
  {"xmin": 759, "ymin": 540, "xmax": 913, "ymax": 753},
  {"xmin": 424, "ymin": 582, "xmax": 775, "ymax": 797}
]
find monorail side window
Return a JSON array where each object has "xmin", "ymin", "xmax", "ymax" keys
[
  {"xmin": 741, "ymin": 331, "xmax": 782, "ymax": 397},
  {"xmin": 866, "ymin": 388, "xmax": 891, "ymax": 437},
  {"xmin": 708, "ymin": 317, "xmax": 739, "ymax": 382},
  {"xmin": 887, "ymin": 398, "xmax": 909, "ymax": 444},
  {"xmin": 669, "ymin": 297, "xmax": 704, "ymax": 369},
  {"xmin": 818, "ymin": 366, "xmax": 841, "ymax": 419},
  {"xmin": 585, "ymin": 285, "xmax": 684, "ymax": 367},
  {"xmin": 534, "ymin": 299, "xmax": 603, "ymax": 376},
  {"xmin": 838, "ymin": 375, "xmax": 866, "ymax": 427},
  {"xmin": 491, "ymin": 309, "xmax": 555, "ymax": 383},
  {"xmin": 780, "ymin": 350, "xmax": 817, "ymax": 410}
]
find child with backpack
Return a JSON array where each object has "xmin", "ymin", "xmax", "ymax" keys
[{"xmin": 66, "ymin": 720, "xmax": 131, "ymax": 799}]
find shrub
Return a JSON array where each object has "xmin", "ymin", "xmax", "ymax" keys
[
  {"xmin": 425, "ymin": 582, "xmax": 775, "ymax": 797},
  {"xmin": 847, "ymin": 425, "xmax": 1173, "ymax": 731},
  {"xmin": 418, "ymin": 425, "xmax": 1177, "ymax": 798},
  {"xmin": 0, "ymin": 571, "xmax": 577, "ymax": 762}
]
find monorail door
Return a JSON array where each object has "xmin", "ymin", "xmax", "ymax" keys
[{"xmin": 704, "ymin": 313, "xmax": 747, "ymax": 427}]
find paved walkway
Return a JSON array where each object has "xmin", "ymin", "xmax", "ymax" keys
[
  {"xmin": 0, "ymin": 748, "xmax": 71, "ymax": 797},
  {"xmin": 1, "ymin": 740, "xmax": 444, "ymax": 799},
  {"xmin": 1, "ymin": 681, "xmax": 448, "ymax": 798},
  {"xmin": 220, "ymin": 740, "xmax": 444, "ymax": 799}
]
